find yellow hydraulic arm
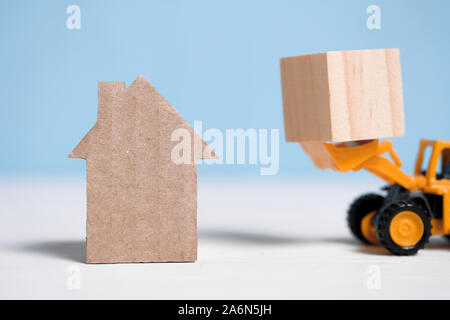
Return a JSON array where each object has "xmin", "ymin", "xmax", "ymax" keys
[{"xmin": 301, "ymin": 140, "xmax": 424, "ymax": 190}]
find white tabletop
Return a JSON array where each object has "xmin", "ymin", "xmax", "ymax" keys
[{"xmin": 1, "ymin": 175, "xmax": 449, "ymax": 299}]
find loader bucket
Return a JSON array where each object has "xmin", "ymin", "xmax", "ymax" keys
[{"xmin": 301, "ymin": 140, "xmax": 380, "ymax": 172}]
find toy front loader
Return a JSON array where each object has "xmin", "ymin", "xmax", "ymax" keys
[
  {"xmin": 280, "ymin": 48, "xmax": 450, "ymax": 255},
  {"xmin": 301, "ymin": 139, "xmax": 450, "ymax": 255}
]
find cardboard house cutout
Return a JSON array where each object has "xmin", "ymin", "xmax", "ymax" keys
[{"xmin": 70, "ymin": 75, "xmax": 215, "ymax": 263}]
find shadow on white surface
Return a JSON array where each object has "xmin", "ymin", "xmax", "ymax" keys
[
  {"xmin": 199, "ymin": 229, "xmax": 386, "ymax": 253},
  {"xmin": 8, "ymin": 240, "xmax": 85, "ymax": 263},
  {"xmin": 354, "ymin": 237, "xmax": 450, "ymax": 256},
  {"xmin": 318, "ymin": 236, "xmax": 391, "ymax": 255},
  {"xmin": 9, "ymin": 235, "xmax": 446, "ymax": 264},
  {"xmin": 318, "ymin": 236, "xmax": 359, "ymax": 245},
  {"xmin": 356, "ymin": 245, "xmax": 390, "ymax": 256},
  {"xmin": 199, "ymin": 229, "xmax": 306, "ymax": 245}
]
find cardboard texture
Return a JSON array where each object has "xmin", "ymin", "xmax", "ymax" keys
[
  {"xmin": 280, "ymin": 48, "xmax": 405, "ymax": 143},
  {"xmin": 70, "ymin": 75, "xmax": 215, "ymax": 263}
]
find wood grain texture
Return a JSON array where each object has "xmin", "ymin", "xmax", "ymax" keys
[
  {"xmin": 281, "ymin": 49, "xmax": 405, "ymax": 142},
  {"xmin": 70, "ymin": 75, "xmax": 214, "ymax": 263},
  {"xmin": 300, "ymin": 142, "xmax": 337, "ymax": 170}
]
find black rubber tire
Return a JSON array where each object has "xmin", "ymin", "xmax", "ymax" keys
[
  {"xmin": 347, "ymin": 194, "xmax": 384, "ymax": 244},
  {"xmin": 376, "ymin": 200, "xmax": 431, "ymax": 255},
  {"xmin": 444, "ymin": 235, "xmax": 450, "ymax": 243}
]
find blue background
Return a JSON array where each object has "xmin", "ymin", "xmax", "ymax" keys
[{"xmin": 1, "ymin": 0, "xmax": 449, "ymax": 179}]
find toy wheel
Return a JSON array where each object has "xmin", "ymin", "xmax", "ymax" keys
[
  {"xmin": 376, "ymin": 201, "xmax": 431, "ymax": 255},
  {"xmin": 347, "ymin": 194, "xmax": 384, "ymax": 245}
]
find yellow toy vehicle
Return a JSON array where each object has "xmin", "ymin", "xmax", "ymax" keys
[{"xmin": 302, "ymin": 139, "xmax": 450, "ymax": 255}]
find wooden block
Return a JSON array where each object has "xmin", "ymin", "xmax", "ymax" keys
[
  {"xmin": 300, "ymin": 142, "xmax": 337, "ymax": 170},
  {"xmin": 281, "ymin": 49, "xmax": 405, "ymax": 142}
]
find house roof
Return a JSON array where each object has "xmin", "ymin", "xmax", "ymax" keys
[{"xmin": 69, "ymin": 75, "xmax": 216, "ymax": 161}]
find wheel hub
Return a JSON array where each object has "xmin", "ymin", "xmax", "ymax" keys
[
  {"xmin": 389, "ymin": 211, "xmax": 424, "ymax": 247},
  {"xmin": 361, "ymin": 211, "xmax": 379, "ymax": 245}
]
